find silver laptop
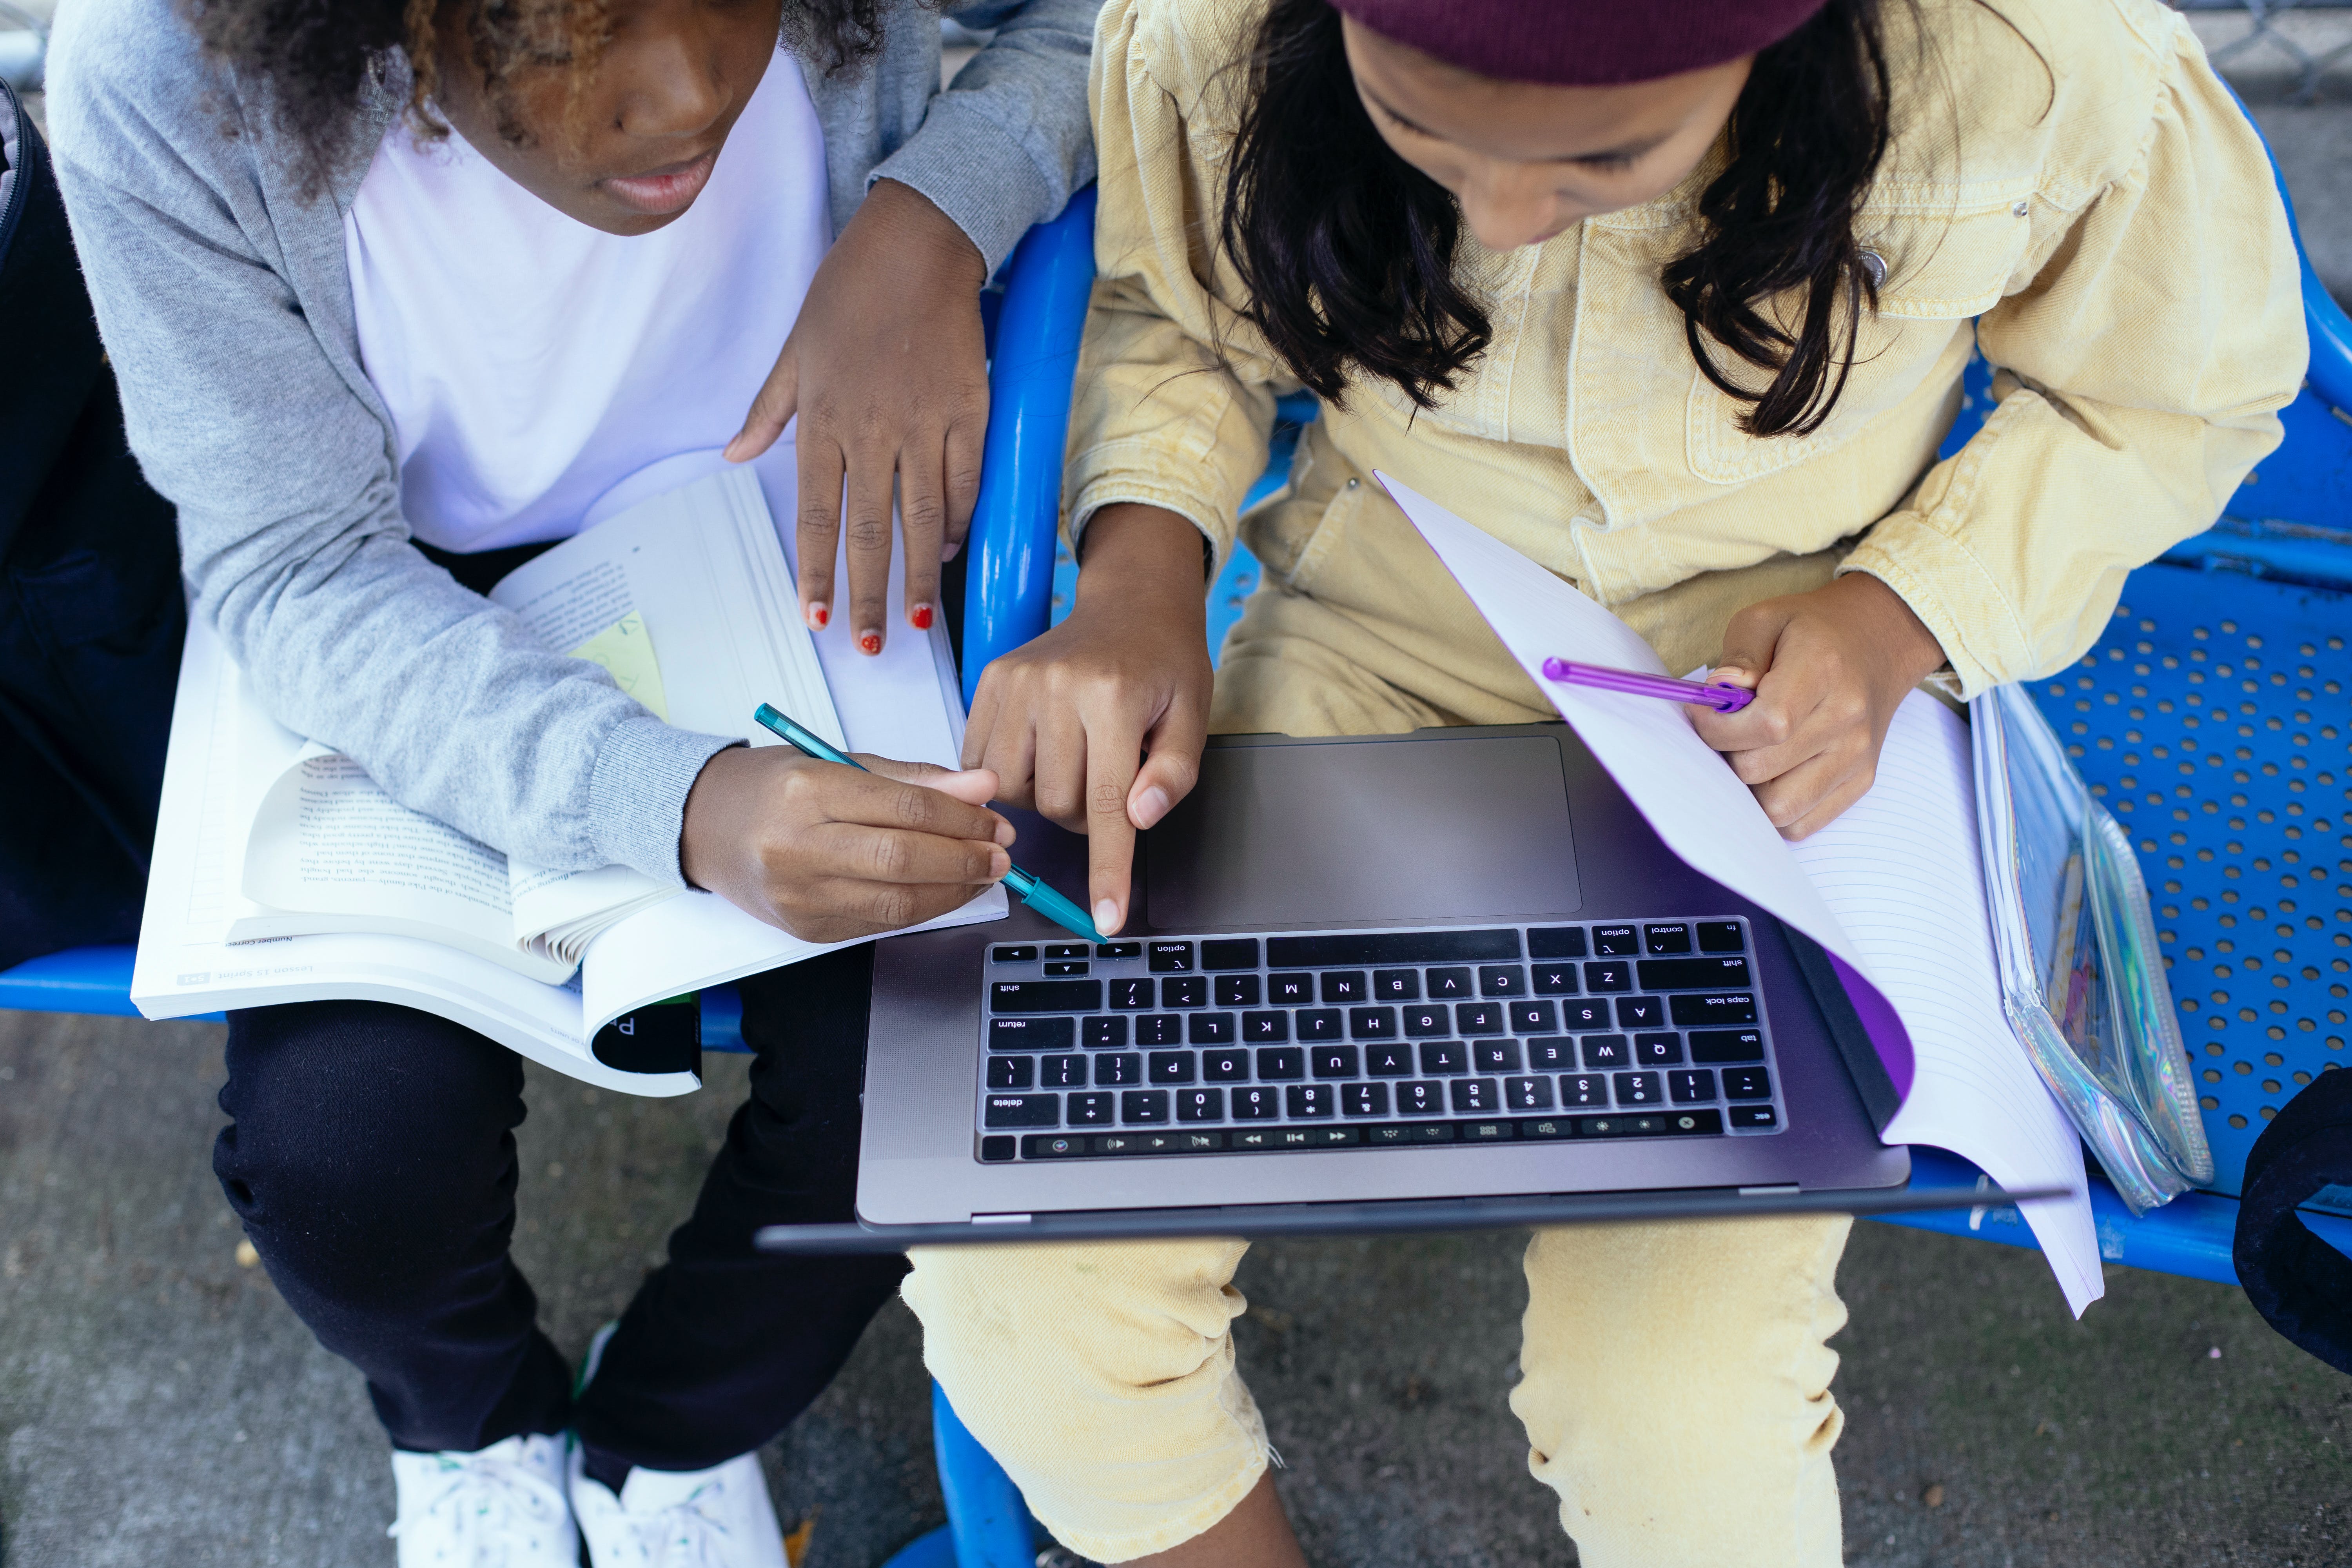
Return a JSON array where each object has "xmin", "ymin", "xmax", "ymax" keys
[{"xmin": 762, "ymin": 724, "xmax": 2013, "ymax": 1252}]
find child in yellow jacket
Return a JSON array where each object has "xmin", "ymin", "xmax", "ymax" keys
[{"xmin": 910, "ymin": 0, "xmax": 2308, "ymax": 1564}]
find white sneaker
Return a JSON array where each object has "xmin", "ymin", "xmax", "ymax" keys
[
  {"xmin": 388, "ymin": 1432, "xmax": 579, "ymax": 1567},
  {"xmin": 570, "ymin": 1447, "xmax": 788, "ymax": 1568}
]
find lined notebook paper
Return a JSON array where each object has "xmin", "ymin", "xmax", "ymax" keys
[{"xmin": 1380, "ymin": 473, "xmax": 2102, "ymax": 1314}]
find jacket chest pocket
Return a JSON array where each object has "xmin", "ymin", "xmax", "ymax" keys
[{"xmin": 1684, "ymin": 192, "xmax": 2035, "ymax": 485}]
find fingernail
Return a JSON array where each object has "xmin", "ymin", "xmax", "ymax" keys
[
  {"xmin": 858, "ymin": 632, "xmax": 882, "ymax": 656},
  {"xmin": 806, "ymin": 604, "xmax": 829, "ymax": 631},
  {"xmin": 990, "ymin": 849, "xmax": 1010, "ymax": 878},
  {"xmin": 1132, "ymin": 786, "xmax": 1172, "ymax": 829},
  {"xmin": 1094, "ymin": 898, "xmax": 1120, "ymax": 934},
  {"xmin": 910, "ymin": 603, "xmax": 935, "ymax": 631},
  {"xmin": 995, "ymin": 818, "xmax": 1016, "ymax": 847}
]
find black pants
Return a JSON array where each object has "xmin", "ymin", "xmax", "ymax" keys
[{"xmin": 212, "ymin": 946, "xmax": 906, "ymax": 1470}]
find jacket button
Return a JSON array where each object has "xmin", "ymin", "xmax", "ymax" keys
[
  {"xmin": 1346, "ymin": 477, "xmax": 1360, "ymax": 490},
  {"xmin": 1858, "ymin": 249, "xmax": 1887, "ymax": 288},
  {"xmin": 2013, "ymin": 198, "xmax": 2031, "ymax": 216}
]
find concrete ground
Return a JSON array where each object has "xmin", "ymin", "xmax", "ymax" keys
[{"xmin": 5, "ymin": 1011, "xmax": 2350, "ymax": 1568}]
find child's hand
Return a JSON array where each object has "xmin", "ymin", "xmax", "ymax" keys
[
  {"xmin": 962, "ymin": 505, "xmax": 1216, "ymax": 936},
  {"xmin": 679, "ymin": 747, "xmax": 1014, "ymax": 943},
  {"xmin": 726, "ymin": 179, "xmax": 989, "ymax": 656},
  {"xmin": 1687, "ymin": 573, "xmax": 1949, "ymax": 840}
]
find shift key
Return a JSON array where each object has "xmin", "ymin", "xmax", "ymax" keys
[
  {"xmin": 1637, "ymin": 956, "xmax": 1751, "ymax": 991},
  {"xmin": 992, "ymin": 980, "xmax": 1103, "ymax": 1014}
]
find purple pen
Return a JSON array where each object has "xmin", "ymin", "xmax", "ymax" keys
[{"xmin": 1541, "ymin": 657, "xmax": 1755, "ymax": 714}]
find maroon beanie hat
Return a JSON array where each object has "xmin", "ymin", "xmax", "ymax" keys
[{"xmin": 1325, "ymin": 0, "xmax": 1829, "ymax": 85}]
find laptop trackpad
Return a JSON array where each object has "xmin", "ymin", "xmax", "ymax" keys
[{"xmin": 1145, "ymin": 733, "xmax": 1582, "ymax": 931}]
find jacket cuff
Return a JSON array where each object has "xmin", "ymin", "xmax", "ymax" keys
[
  {"xmin": 588, "ymin": 714, "xmax": 741, "ymax": 886},
  {"xmin": 1067, "ymin": 472, "xmax": 1231, "ymax": 579},
  {"xmin": 871, "ymin": 94, "xmax": 1060, "ymax": 276},
  {"xmin": 1837, "ymin": 513, "xmax": 2028, "ymax": 700}
]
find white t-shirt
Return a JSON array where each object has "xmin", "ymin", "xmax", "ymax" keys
[{"xmin": 344, "ymin": 55, "xmax": 830, "ymax": 553}]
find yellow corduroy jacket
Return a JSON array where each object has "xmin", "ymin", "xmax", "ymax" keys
[{"xmin": 1063, "ymin": 0, "xmax": 2310, "ymax": 704}]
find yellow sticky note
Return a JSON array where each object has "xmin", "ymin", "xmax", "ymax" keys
[{"xmin": 567, "ymin": 612, "xmax": 670, "ymax": 722}]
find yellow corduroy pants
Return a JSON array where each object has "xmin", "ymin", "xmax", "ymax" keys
[{"xmin": 906, "ymin": 553, "xmax": 1859, "ymax": 1565}]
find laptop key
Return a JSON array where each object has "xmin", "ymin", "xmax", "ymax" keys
[
  {"xmin": 1044, "ymin": 961, "xmax": 1089, "ymax": 977},
  {"xmin": 1365, "ymin": 1043, "xmax": 1414, "ymax": 1077},
  {"xmin": 1177, "ymin": 1088, "xmax": 1225, "ymax": 1122},
  {"xmin": 1723, "ymin": 1067, "xmax": 1773, "ymax": 1100},
  {"xmin": 1188, "ymin": 1012, "xmax": 1238, "ymax": 1045},
  {"xmin": 1136, "ymin": 1014, "xmax": 1183, "ymax": 1047},
  {"xmin": 1094, "ymin": 1054, "xmax": 1143, "ymax": 1086},
  {"xmin": 1525, "ymin": 1038, "xmax": 1572, "ymax": 1071},
  {"xmin": 1454, "ymin": 1002, "xmax": 1505, "ymax": 1035},
  {"xmin": 992, "ymin": 980, "xmax": 1103, "ymax": 1013},
  {"xmin": 1526, "ymin": 926, "xmax": 1588, "ymax": 959},
  {"xmin": 1504, "ymin": 1076, "xmax": 1554, "ymax": 1111},
  {"xmin": 1242, "ymin": 1011, "xmax": 1290, "ymax": 1043},
  {"xmin": 1148, "ymin": 942, "xmax": 1194, "ymax": 973},
  {"xmin": 1729, "ymin": 1105, "xmax": 1779, "ymax": 1129},
  {"xmin": 983, "ymin": 1095, "xmax": 1058, "ymax": 1128},
  {"xmin": 1418, "ymin": 1041, "xmax": 1468, "ymax": 1076},
  {"xmin": 1638, "ymin": 956, "xmax": 1752, "ymax": 991},
  {"xmin": 1320, "ymin": 971, "xmax": 1370, "ymax": 1004},
  {"xmin": 1311, "ymin": 1045, "xmax": 1359, "ymax": 1079},
  {"xmin": 1670, "ymin": 992, "xmax": 1759, "ymax": 1026},
  {"xmin": 1450, "ymin": 1078, "xmax": 1500, "ymax": 1114},
  {"xmin": 1268, "ymin": 972, "xmax": 1314, "ymax": 1004},
  {"xmin": 1561, "ymin": 1074, "xmax": 1608, "ymax": 1107},
  {"xmin": 1581, "ymin": 1034, "xmax": 1630, "ymax": 1069},
  {"xmin": 1296, "ymin": 1009, "xmax": 1343, "ymax": 1042},
  {"xmin": 989, "ymin": 1018, "xmax": 1074, "ymax": 1052},
  {"xmin": 991, "ymin": 946, "xmax": 1038, "ymax": 963},
  {"xmin": 1148, "ymin": 1051, "xmax": 1196, "ymax": 1084},
  {"xmin": 1477, "ymin": 965, "xmax": 1525, "ymax": 997},
  {"xmin": 1583, "ymin": 960, "xmax": 1633, "ymax": 993},
  {"xmin": 1531, "ymin": 962, "xmax": 1580, "ymax": 996},
  {"xmin": 1643, "ymin": 923, "xmax": 1693, "ymax": 955},
  {"xmin": 987, "ymin": 1056, "xmax": 1035, "ymax": 1090},
  {"xmin": 1343, "ymin": 1083, "xmax": 1390, "ymax": 1117},
  {"xmin": 1473, "ymin": 1040, "xmax": 1521, "ymax": 1074},
  {"xmin": 1067, "ymin": 1093, "xmax": 1114, "ymax": 1125},
  {"xmin": 1233, "ymin": 1086, "xmax": 1281, "ymax": 1120},
  {"xmin": 1401, "ymin": 1005, "xmax": 1450, "ymax": 1038},
  {"xmin": 1083, "ymin": 1016, "xmax": 1128, "ymax": 1049},
  {"xmin": 1509, "ymin": 1001, "xmax": 1557, "ymax": 1034},
  {"xmin": 1372, "ymin": 968, "xmax": 1421, "ymax": 1000},
  {"xmin": 1632, "ymin": 1031, "xmax": 1682, "ymax": 1065},
  {"xmin": 1121, "ymin": 1091, "xmax": 1170, "ymax": 1124},
  {"xmin": 1669, "ymin": 1069, "xmax": 1717, "ymax": 1103},
  {"xmin": 1560, "ymin": 999, "xmax": 1610, "ymax": 1031},
  {"xmin": 1611, "ymin": 1071, "xmax": 1662, "ymax": 1106},
  {"xmin": 1592, "ymin": 925, "xmax": 1639, "ymax": 956},
  {"xmin": 1096, "ymin": 942, "xmax": 1143, "ymax": 959},
  {"xmin": 1347, "ymin": 1007, "xmax": 1398, "ymax": 1040},
  {"xmin": 1040, "ymin": 1055, "xmax": 1086, "ymax": 1088},
  {"xmin": 1200, "ymin": 938, "xmax": 1259, "ymax": 971},
  {"xmin": 1397, "ymin": 1082, "xmax": 1445, "ymax": 1116},
  {"xmin": 1697, "ymin": 921, "xmax": 1746, "ymax": 953},
  {"xmin": 1108, "ymin": 977, "xmax": 1153, "ymax": 1010},
  {"xmin": 1425, "ymin": 966, "xmax": 1474, "ymax": 998},
  {"xmin": 1215, "ymin": 975, "xmax": 1261, "ymax": 1007},
  {"xmin": 1162, "ymin": 976, "xmax": 1209, "ymax": 1008},
  {"xmin": 1256, "ymin": 1047, "xmax": 1306, "ymax": 1081},
  {"xmin": 1614, "ymin": 996, "xmax": 1665, "ymax": 1029},
  {"xmin": 1202, "ymin": 1048, "xmax": 1250, "ymax": 1082},
  {"xmin": 1286, "ymin": 1084, "xmax": 1336, "ymax": 1119},
  {"xmin": 1689, "ymin": 1028, "xmax": 1766, "ymax": 1063}
]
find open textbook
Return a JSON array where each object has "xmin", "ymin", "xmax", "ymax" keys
[
  {"xmin": 1380, "ymin": 473, "xmax": 2127, "ymax": 1316},
  {"xmin": 132, "ymin": 467, "xmax": 1006, "ymax": 1095}
]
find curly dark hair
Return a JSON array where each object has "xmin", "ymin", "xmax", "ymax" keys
[{"xmin": 184, "ymin": 0, "xmax": 895, "ymax": 196}]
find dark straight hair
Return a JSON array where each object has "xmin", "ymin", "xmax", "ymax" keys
[{"xmin": 1219, "ymin": 0, "xmax": 1897, "ymax": 438}]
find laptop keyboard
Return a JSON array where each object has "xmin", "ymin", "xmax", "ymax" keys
[{"xmin": 974, "ymin": 920, "xmax": 1787, "ymax": 1163}]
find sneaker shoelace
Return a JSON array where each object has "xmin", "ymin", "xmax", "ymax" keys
[
  {"xmin": 388, "ymin": 1449, "xmax": 570, "ymax": 1564},
  {"xmin": 626, "ymin": 1477, "xmax": 741, "ymax": 1568}
]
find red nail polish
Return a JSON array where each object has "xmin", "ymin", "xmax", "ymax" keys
[
  {"xmin": 808, "ymin": 605, "xmax": 829, "ymax": 630},
  {"xmin": 910, "ymin": 604, "xmax": 935, "ymax": 631},
  {"xmin": 859, "ymin": 633, "xmax": 882, "ymax": 655}
]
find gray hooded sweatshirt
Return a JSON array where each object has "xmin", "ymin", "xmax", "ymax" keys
[{"xmin": 44, "ymin": 0, "xmax": 1095, "ymax": 884}]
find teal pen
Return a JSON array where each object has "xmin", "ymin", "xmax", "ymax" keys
[{"xmin": 752, "ymin": 703, "xmax": 1108, "ymax": 944}]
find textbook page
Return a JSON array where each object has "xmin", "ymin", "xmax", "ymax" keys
[
  {"xmin": 130, "ymin": 619, "xmax": 699, "ymax": 1096},
  {"xmin": 1381, "ymin": 474, "xmax": 2100, "ymax": 1314},
  {"xmin": 495, "ymin": 464, "xmax": 1006, "ymax": 1034}
]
